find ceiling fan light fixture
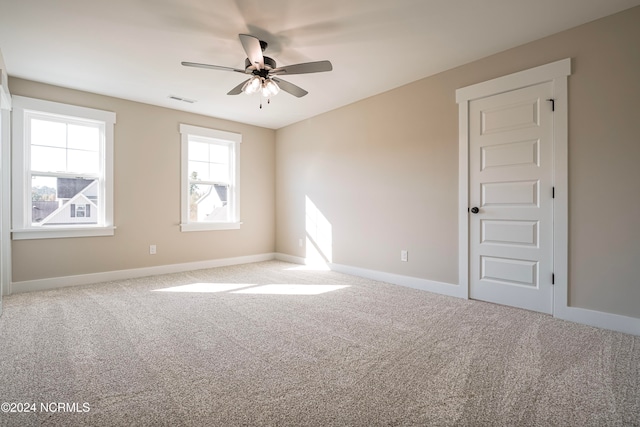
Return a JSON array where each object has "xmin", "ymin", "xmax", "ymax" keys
[
  {"xmin": 243, "ymin": 76, "xmax": 262, "ymax": 95},
  {"xmin": 264, "ymin": 79, "xmax": 280, "ymax": 96}
]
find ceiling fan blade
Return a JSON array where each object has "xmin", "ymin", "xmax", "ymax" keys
[
  {"xmin": 182, "ymin": 61, "xmax": 246, "ymax": 74},
  {"xmin": 227, "ymin": 79, "xmax": 250, "ymax": 95},
  {"xmin": 239, "ymin": 34, "xmax": 264, "ymax": 70},
  {"xmin": 272, "ymin": 77, "xmax": 308, "ymax": 98},
  {"xmin": 271, "ymin": 60, "xmax": 333, "ymax": 75}
]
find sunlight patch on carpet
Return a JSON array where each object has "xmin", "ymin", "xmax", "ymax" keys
[
  {"xmin": 284, "ymin": 263, "xmax": 331, "ymax": 271},
  {"xmin": 232, "ymin": 284, "xmax": 349, "ymax": 295},
  {"xmin": 152, "ymin": 283, "xmax": 254, "ymax": 293}
]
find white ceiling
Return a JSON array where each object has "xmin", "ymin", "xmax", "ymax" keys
[{"xmin": 1, "ymin": 0, "xmax": 639, "ymax": 129}]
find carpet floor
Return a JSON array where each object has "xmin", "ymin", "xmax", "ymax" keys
[{"xmin": 0, "ymin": 260, "xmax": 638, "ymax": 426}]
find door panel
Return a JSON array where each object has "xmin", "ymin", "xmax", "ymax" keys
[
  {"xmin": 481, "ymin": 180, "xmax": 538, "ymax": 206},
  {"xmin": 481, "ymin": 98, "xmax": 540, "ymax": 135},
  {"xmin": 469, "ymin": 82, "xmax": 554, "ymax": 314},
  {"xmin": 481, "ymin": 139, "xmax": 539, "ymax": 170},
  {"xmin": 481, "ymin": 256, "xmax": 538, "ymax": 287},
  {"xmin": 481, "ymin": 220, "xmax": 538, "ymax": 247}
]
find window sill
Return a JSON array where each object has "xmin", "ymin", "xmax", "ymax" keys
[
  {"xmin": 180, "ymin": 222, "xmax": 242, "ymax": 232},
  {"xmin": 12, "ymin": 226, "xmax": 116, "ymax": 240}
]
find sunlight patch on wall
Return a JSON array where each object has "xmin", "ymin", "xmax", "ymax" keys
[
  {"xmin": 232, "ymin": 284, "xmax": 349, "ymax": 295},
  {"xmin": 305, "ymin": 196, "xmax": 332, "ymax": 263},
  {"xmin": 152, "ymin": 283, "xmax": 253, "ymax": 293}
]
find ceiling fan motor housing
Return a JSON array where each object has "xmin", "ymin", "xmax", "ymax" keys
[{"xmin": 245, "ymin": 56, "xmax": 276, "ymax": 74}]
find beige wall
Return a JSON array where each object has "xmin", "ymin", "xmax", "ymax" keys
[
  {"xmin": 275, "ymin": 6, "xmax": 640, "ymax": 318},
  {"xmin": 10, "ymin": 79, "xmax": 276, "ymax": 283}
]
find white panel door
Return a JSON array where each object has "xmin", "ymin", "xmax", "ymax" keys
[{"xmin": 469, "ymin": 82, "xmax": 554, "ymax": 314}]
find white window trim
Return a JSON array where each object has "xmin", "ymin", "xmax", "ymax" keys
[
  {"xmin": 11, "ymin": 96, "xmax": 116, "ymax": 240},
  {"xmin": 179, "ymin": 124, "xmax": 241, "ymax": 232}
]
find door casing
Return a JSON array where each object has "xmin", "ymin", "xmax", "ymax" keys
[
  {"xmin": 0, "ymin": 71, "xmax": 11, "ymax": 312},
  {"xmin": 456, "ymin": 58, "xmax": 571, "ymax": 316}
]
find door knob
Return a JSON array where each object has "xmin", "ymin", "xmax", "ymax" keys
[{"xmin": 470, "ymin": 207, "xmax": 480, "ymax": 214}]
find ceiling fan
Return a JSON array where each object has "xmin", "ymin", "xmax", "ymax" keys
[{"xmin": 182, "ymin": 34, "xmax": 333, "ymax": 100}]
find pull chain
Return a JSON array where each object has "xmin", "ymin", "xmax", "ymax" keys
[{"xmin": 259, "ymin": 97, "xmax": 271, "ymax": 109}]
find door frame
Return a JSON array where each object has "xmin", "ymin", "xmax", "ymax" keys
[
  {"xmin": 0, "ymin": 63, "xmax": 11, "ymax": 311},
  {"xmin": 456, "ymin": 58, "xmax": 571, "ymax": 316}
]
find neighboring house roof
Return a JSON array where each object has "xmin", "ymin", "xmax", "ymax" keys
[
  {"xmin": 214, "ymin": 184, "xmax": 227, "ymax": 203},
  {"xmin": 32, "ymin": 201, "xmax": 60, "ymax": 223},
  {"xmin": 57, "ymin": 177, "xmax": 96, "ymax": 200},
  {"xmin": 39, "ymin": 180, "xmax": 99, "ymax": 225},
  {"xmin": 195, "ymin": 184, "xmax": 227, "ymax": 205}
]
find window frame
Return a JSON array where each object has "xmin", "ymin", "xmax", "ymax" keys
[
  {"xmin": 179, "ymin": 124, "xmax": 241, "ymax": 232},
  {"xmin": 11, "ymin": 96, "xmax": 116, "ymax": 240}
]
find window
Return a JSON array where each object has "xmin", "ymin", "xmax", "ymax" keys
[
  {"xmin": 12, "ymin": 96, "xmax": 115, "ymax": 240},
  {"xmin": 180, "ymin": 124, "xmax": 241, "ymax": 231},
  {"xmin": 71, "ymin": 204, "xmax": 90, "ymax": 218}
]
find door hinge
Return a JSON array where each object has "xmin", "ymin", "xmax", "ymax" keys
[
  {"xmin": 552, "ymin": 273, "xmax": 555, "ymax": 285},
  {"xmin": 547, "ymin": 98, "xmax": 555, "ymax": 111},
  {"xmin": 552, "ymin": 187, "xmax": 555, "ymax": 198}
]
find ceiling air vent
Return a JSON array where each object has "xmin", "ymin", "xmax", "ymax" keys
[{"xmin": 168, "ymin": 95, "xmax": 196, "ymax": 104}]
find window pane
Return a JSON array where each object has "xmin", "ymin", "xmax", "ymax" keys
[
  {"xmin": 209, "ymin": 144, "xmax": 229, "ymax": 163},
  {"xmin": 189, "ymin": 141, "xmax": 209, "ymax": 161},
  {"xmin": 32, "ymin": 176, "xmax": 58, "ymax": 223},
  {"xmin": 188, "ymin": 183, "xmax": 229, "ymax": 222},
  {"xmin": 31, "ymin": 176, "xmax": 99, "ymax": 226},
  {"xmin": 32, "ymin": 176, "xmax": 58, "ymax": 201},
  {"xmin": 209, "ymin": 163, "xmax": 229, "ymax": 183},
  {"xmin": 188, "ymin": 160, "xmax": 210, "ymax": 181},
  {"xmin": 31, "ymin": 145, "xmax": 66, "ymax": 172},
  {"xmin": 68, "ymin": 149, "xmax": 99, "ymax": 174},
  {"xmin": 31, "ymin": 119, "xmax": 66, "ymax": 148},
  {"xmin": 68, "ymin": 124, "xmax": 100, "ymax": 151}
]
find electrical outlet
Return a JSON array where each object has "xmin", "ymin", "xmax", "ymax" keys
[
  {"xmin": 298, "ymin": 238, "xmax": 303, "ymax": 248},
  {"xmin": 401, "ymin": 250, "xmax": 408, "ymax": 262},
  {"xmin": 149, "ymin": 245, "xmax": 157, "ymax": 255}
]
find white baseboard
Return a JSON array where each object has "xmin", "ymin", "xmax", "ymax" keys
[
  {"xmin": 555, "ymin": 305, "xmax": 640, "ymax": 336},
  {"xmin": 329, "ymin": 263, "xmax": 464, "ymax": 298},
  {"xmin": 275, "ymin": 253, "xmax": 639, "ymax": 336},
  {"xmin": 11, "ymin": 253, "xmax": 276, "ymax": 294},
  {"xmin": 274, "ymin": 253, "xmax": 307, "ymax": 265},
  {"xmin": 275, "ymin": 253, "xmax": 463, "ymax": 298}
]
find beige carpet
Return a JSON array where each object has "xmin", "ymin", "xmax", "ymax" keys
[{"xmin": 0, "ymin": 260, "xmax": 638, "ymax": 426}]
